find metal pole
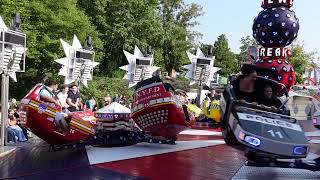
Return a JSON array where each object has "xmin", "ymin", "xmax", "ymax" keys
[
  {"xmin": 5, "ymin": 74, "xmax": 9, "ymax": 144},
  {"xmin": 1, "ymin": 74, "xmax": 8, "ymax": 146},
  {"xmin": 196, "ymin": 68, "xmax": 204, "ymax": 107},
  {"xmin": 197, "ymin": 80, "xmax": 202, "ymax": 107}
]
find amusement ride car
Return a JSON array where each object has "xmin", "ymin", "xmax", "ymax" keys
[
  {"xmin": 20, "ymin": 84, "xmax": 96, "ymax": 150},
  {"xmin": 131, "ymin": 76, "xmax": 195, "ymax": 141},
  {"xmin": 219, "ymin": 65, "xmax": 320, "ymax": 170}
]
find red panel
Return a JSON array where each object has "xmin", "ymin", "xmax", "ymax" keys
[{"xmin": 97, "ymin": 145, "xmax": 246, "ymax": 180}]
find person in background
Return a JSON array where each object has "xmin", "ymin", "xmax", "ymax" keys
[
  {"xmin": 201, "ymin": 93, "xmax": 211, "ymax": 108},
  {"xmin": 86, "ymin": 96, "xmax": 97, "ymax": 111},
  {"xmin": 12, "ymin": 109, "xmax": 29, "ymax": 141},
  {"xmin": 113, "ymin": 94, "xmax": 119, "ymax": 103},
  {"xmin": 122, "ymin": 96, "xmax": 127, "ymax": 106},
  {"xmin": 39, "ymin": 80, "xmax": 61, "ymax": 106},
  {"xmin": 7, "ymin": 109, "xmax": 27, "ymax": 142},
  {"xmin": 7, "ymin": 128, "xmax": 17, "ymax": 144},
  {"xmin": 103, "ymin": 94, "xmax": 112, "ymax": 106},
  {"xmin": 233, "ymin": 65, "xmax": 258, "ymax": 103},
  {"xmin": 67, "ymin": 84, "xmax": 80, "ymax": 112},
  {"xmin": 10, "ymin": 98, "xmax": 19, "ymax": 109},
  {"xmin": 257, "ymin": 83, "xmax": 282, "ymax": 111},
  {"xmin": 57, "ymin": 85, "xmax": 69, "ymax": 112},
  {"xmin": 118, "ymin": 95, "xmax": 125, "ymax": 105}
]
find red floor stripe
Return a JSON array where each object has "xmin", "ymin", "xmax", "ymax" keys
[{"xmin": 97, "ymin": 145, "xmax": 245, "ymax": 180}]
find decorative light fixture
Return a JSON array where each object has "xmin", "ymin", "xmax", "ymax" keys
[
  {"xmin": 0, "ymin": 13, "xmax": 27, "ymax": 146},
  {"xmin": 183, "ymin": 48, "xmax": 220, "ymax": 87},
  {"xmin": 55, "ymin": 35, "xmax": 99, "ymax": 87},
  {"xmin": 120, "ymin": 46, "xmax": 160, "ymax": 88}
]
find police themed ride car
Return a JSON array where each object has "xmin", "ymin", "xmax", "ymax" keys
[{"xmin": 220, "ymin": 65, "xmax": 309, "ymax": 159}]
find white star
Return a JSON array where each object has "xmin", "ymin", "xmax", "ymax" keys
[
  {"xmin": 121, "ymin": 46, "xmax": 160, "ymax": 88},
  {"xmin": 0, "ymin": 16, "xmax": 8, "ymax": 30},
  {"xmin": 55, "ymin": 35, "xmax": 99, "ymax": 87},
  {"xmin": 0, "ymin": 16, "xmax": 27, "ymax": 82},
  {"xmin": 184, "ymin": 48, "xmax": 220, "ymax": 86}
]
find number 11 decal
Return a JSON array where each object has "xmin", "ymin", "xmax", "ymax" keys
[{"xmin": 268, "ymin": 130, "xmax": 283, "ymax": 139}]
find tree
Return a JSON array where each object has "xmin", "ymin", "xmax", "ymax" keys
[
  {"xmin": 213, "ymin": 34, "xmax": 237, "ymax": 76},
  {"xmin": 77, "ymin": 0, "xmax": 163, "ymax": 77},
  {"xmin": 237, "ymin": 36, "xmax": 258, "ymax": 67},
  {"xmin": 289, "ymin": 43, "xmax": 314, "ymax": 83},
  {"xmin": 1, "ymin": 0, "xmax": 102, "ymax": 99},
  {"xmin": 158, "ymin": 0, "xmax": 203, "ymax": 75},
  {"xmin": 81, "ymin": 77, "xmax": 134, "ymax": 108}
]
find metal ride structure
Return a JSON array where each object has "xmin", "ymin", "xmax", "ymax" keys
[
  {"xmin": 17, "ymin": 43, "xmax": 190, "ymax": 151},
  {"xmin": 17, "ymin": 35, "xmax": 99, "ymax": 151},
  {"xmin": 0, "ymin": 13, "xmax": 27, "ymax": 147},
  {"xmin": 55, "ymin": 35, "xmax": 99, "ymax": 88},
  {"xmin": 253, "ymin": 0, "xmax": 298, "ymax": 90},
  {"xmin": 183, "ymin": 48, "xmax": 220, "ymax": 107},
  {"xmin": 120, "ymin": 45, "xmax": 194, "ymax": 144},
  {"xmin": 219, "ymin": 0, "xmax": 320, "ymax": 170}
]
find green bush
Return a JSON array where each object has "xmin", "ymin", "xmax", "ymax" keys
[{"xmin": 80, "ymin": 77, "xmax": 134, "ymax": 108}]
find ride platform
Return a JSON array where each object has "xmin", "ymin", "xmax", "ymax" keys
[{"xmin": 1, "ymin": 121, "xmax": 320, "ymax": 180}]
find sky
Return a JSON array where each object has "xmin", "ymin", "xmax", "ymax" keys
[{"xmin": 186, "ymin": 0, "xmax": 320, "ymax": 58}]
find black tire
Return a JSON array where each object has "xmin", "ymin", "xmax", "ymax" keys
[{"xmin": 222, "ymin": 125, "xmax": 239, "ymax": 145}]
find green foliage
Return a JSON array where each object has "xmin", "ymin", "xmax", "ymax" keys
[
  {"xmin": 77, "ymin": 0, "xmax": 163, "ymax": 77},
  {"xmin": 80, "ymin": 77, "xmax": 134, "ymax": 108},
  {"xmin": 159, "ymin": 0, "xmax": 203, "ymax": 74},
  {"xmin": 1, "ymin": 0, "xmax": 203, "ymax": 99},
  {"xmin": 213, "ymin": 34, "xmax": 237, "ymax": 76},
  {"xmin": 237, "ymin": 36, "xmax": 258, "ymax": 68},
  {"xmin": 77, "ymin": 0, "xmax": 203, "ymax": 76},
  {"xmin": 289, "ymin": 43, "xmax": 314, "ymax": 83},
  {"xmin": 1, "ymin": 0, "xmax": 102, "ymax": 99},
  {"xmin": 170, "ymin": 76, "xmax": 191, "ymax": 91}
]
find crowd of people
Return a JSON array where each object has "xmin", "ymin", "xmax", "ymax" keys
[
  {"xmin": 103, "ymin": 94, "xmax": 129, "ymax": 107},
  {"xmin": 40, "ymin": 80, "xmax": 130, "ymax": 114},
  {"xmin": 0, "ymin": 99, "xmax": 29, "ymax": 144},
  {"xmin": 0, "ymin": 79, "xmax": 132, "ymax": 145}
]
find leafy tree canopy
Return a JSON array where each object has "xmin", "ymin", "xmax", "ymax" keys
[
  {"xmin": 1, "ymin": 0, "xmax": 102, "ymax": 99},
  {"xmin": 213, "ymin": 34, "xmax": 237, "ymax": 76},
  {"xmin": 290, "ymin": 42, "xmax": 314, "ymax": 83},
  {"xmin": 237, "ymin": 35, "xmax": 258, "ymax": 68}
]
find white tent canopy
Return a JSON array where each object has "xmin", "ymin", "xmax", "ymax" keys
[{"xmin": 96, "ymin": 102, "xmax": 131, "ymax": 114}]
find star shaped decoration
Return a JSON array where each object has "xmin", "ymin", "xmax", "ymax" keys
[
  {"xmin": 0, "ymin": 16, "xmax": 27, "ymax": 82},
  {"xmin": 55, "ymin": 35, "xmax": 99, "ymax": 87},
  {"xmin": 183, "ymin": 48, "xmax": 220, "ymax": 87},
  {"xmin": 120, "ymin": 46, "xmax": 160, "ymax": 88}
]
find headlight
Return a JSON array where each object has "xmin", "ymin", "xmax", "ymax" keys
[
  {"xmin": 293, "ymin": 146, "xmax": 307, "ymax": 155},
  {"xmin": 244, "ymin": 136, "xmax": 261, "ymax": 147}
]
